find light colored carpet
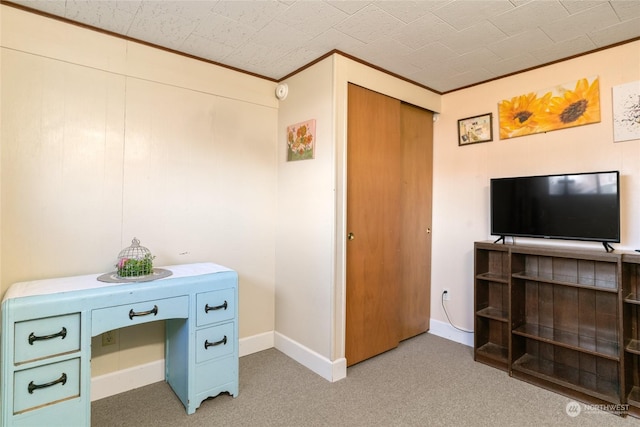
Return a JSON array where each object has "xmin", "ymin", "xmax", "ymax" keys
[{"xmin": 92, "ymin": 333, "xmax": 640, "ymax": 426}]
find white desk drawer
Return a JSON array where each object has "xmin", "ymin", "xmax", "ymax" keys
[
  {"xmin": 196, "ymin": 288, "xmax": 235, "ymax": 326},
  {"xmin": 91, "ymin": 296, "xmax": 188, "ymax": 336},
  {"xmin": 14, "ymin": 358, "xmax": 80, "ymax": 414},
  {"xmin": 14, "ymin": 314, "xmax": 80, "ymax": 365},
  {"xmin": 195, "ymin": 322, "xmax": 234, "ymax": 363}
]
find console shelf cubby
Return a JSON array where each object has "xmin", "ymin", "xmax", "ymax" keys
[
  {"xmin": 622, "ymin": 253, "xmax": 640, "ymax": 418},
  {"xmin": 474, "ymin": 242, "xmax": 633, "ymax": 416},
  {"xmin": 474, "ymin": 242, "xmax": 510, "ymax": 371}
]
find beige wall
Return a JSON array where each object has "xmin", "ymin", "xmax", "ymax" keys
[
  {"xmin": 3, "ymin": 3, "xmax": 640, "ymax": 384},
  {"xmin": 432, "ymin": 40, "xmax": 640, "ymax": 336},
  {"xmin": 1, "ymin": 6, "xmax": 278, "ymax": 376}
]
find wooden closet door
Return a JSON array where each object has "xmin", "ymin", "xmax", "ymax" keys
[
  {"xmin": 346, "ymin": 84, "xmax": 402, "ymax": 366},
  {"xmin": 399, "ymin": 102, "xmax": 433, "ymax": 340}
]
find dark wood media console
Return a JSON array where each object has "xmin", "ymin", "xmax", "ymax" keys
[{"xmin": 474, "ymin": 241, "xmax": 640, "ymax": 417}]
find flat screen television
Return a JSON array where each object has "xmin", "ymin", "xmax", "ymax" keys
[{"xmin": 490, "ymin": 171, "xmax": 620, "ymax": 248}]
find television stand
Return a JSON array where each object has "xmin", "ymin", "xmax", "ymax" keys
[
  {"xmin": 603, "ymin": 241, "xmax": 615, "ymax": 252},
  {"xmin": 493, "ymin": 236, "xmax": 505, "ymax": 244},
  {"xmin": 474, "ymin": 241, "xmax": 629, "ymax": 417}
]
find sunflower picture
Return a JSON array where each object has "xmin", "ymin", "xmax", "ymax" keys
[{"xmin": 498, "ymin": 76, "xmax": 600, "ymax": 139}]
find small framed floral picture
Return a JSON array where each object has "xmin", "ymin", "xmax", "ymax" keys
[
  {"xmin": 458, "ymin": 113, "xmax": 493, "ymax": 146},
  {"xmin": 287, "ymin": 119, "xmax": 316, "ymax": 161}
]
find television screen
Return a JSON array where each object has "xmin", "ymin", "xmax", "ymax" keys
[{"xmin": 490, "ymin": 171, "xmax": 620, "ymax": 243}]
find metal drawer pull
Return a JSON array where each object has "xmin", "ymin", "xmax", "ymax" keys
[
  {"xmin": 28, "ymin": 327, "xmax": 67, "ymax": 345},
  {"xmin": 129, "ymin": 305, "xmax": 158, "ymax": 320},
  {"xmin": 205, "ymin": 300, "xmax": 228, "ymax": 313},
  {"xmin": 204, "ymin": 335, "xmax": 227, "ymax": 349},
  {"xmin": 28, "ymin": 373, "xmax": 67, "ymax": 394}
]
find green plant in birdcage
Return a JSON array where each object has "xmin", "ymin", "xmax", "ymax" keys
[
  {"xmin": 117, "ymin": 254, "xmax": 155, "ymax": 277},
  {"xmin": 116, "ymin": 238, "xmax": 155, "ymax": 277}
]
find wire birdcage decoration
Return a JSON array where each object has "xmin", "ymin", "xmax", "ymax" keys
[{"xmin": 116, "ymin": 237, "xmax": 155, "ymax": 278}]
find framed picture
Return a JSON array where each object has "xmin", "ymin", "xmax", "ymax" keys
[
  {"xmin": 498, "ymin": 76, "xmax": 600, "ymax": 139},
  {"xmin": 287, "ymin": 119, "xmax": 316, "ymax": 161},
  {"xmin": 612, "ymin": 80, "xmax": 640, "ymax": 142},
  {"xmin": 458, "ymin": 113, "xmax": 493, "ymax": 146}
]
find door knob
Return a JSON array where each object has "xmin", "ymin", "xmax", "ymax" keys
[{"xmin": 348, "ymin": 232, "xmax": 355, "ymax": 240}]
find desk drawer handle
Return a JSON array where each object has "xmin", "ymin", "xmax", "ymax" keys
[
  {"xmin": 129, "ymin": 305, "xmax": 158, "ymax": 320},
  {"xmin": 204, "ymin": 335, "xmax": 227, "ymax": 349},
  {"xmin": 28, "ymin": 373, "xmax": 67, "ymax": 394},
  {"xmin": 205, "ymin": 300, "xmax": 228, "ymax": 313},
  {"xmin": 28, "ymin": 327, "xmax": 67, "ymax": 345}
]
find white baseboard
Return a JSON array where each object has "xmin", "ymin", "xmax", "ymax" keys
[
  {"xmin": 239, "ymin": 330, "xmax": 274, "ymax": 357},
  {"xmin": 272, "ymin": 324, "xmax": 471, "ymax": 382},
  {"xmin": 91, "ymin": 359, "xmax": 165, "ymax": 402},
  {"xmin": 428, "ymin": 318, "xmax": 474, "ymax": 347},
  {"xmin": 274, "ymin": 332, "xmax": 346, "ymax": 382}
]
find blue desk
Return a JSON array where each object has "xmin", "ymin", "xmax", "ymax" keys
[{"xmin": 1, "ymin": 263, "xmax": 238, "ymax": 427}]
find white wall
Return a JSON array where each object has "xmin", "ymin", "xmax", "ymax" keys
[
  {"xmin": 1, "ymin": 5, "xmax": 278, "ymax": 380},
  {"xmin": 431, "ymin": 40, "xmax": 640, "ymax": 339},
  {"xmin": 274, "ymin": 57, "xmax": 336, "ymax": 375},
  {"xmin": 274, "ymin": 53, "xmax": 441, "ymax": 380}
]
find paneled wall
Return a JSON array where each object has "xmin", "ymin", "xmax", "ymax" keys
[{"xmin": 1, "ymin": 5, "xmax": 278, "ymax": 377}]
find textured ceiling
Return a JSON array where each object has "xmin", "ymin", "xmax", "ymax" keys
[{"xmin": 8, "ymin": 0, "xmax": 640, "ymax": 93}]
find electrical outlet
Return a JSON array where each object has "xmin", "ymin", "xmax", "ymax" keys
[
  {"xmin": 443, "ymin": 289, "xmax": 451, "ymax": 301},
  {"xmin": 102, "ymin": 330, "xmax": 117, "ymax": 347}
]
